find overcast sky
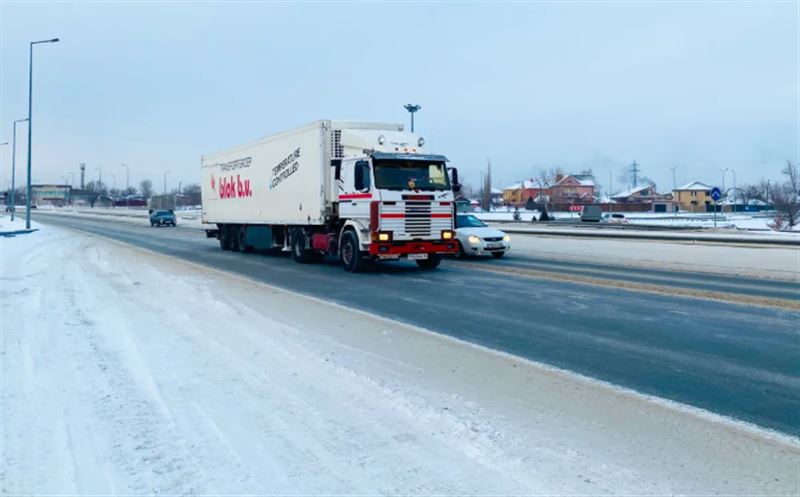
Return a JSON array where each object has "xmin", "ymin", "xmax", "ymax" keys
[{"xmin": 1, "ymin": 1, "xmax": 797, "ymax": 194}]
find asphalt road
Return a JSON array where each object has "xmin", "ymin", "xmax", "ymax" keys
[{"xmin": 33, "ymin": 213, "xmax": 800, "ymax": 436}]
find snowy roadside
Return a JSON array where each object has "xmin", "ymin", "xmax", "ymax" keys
[
  {"xmin": 1, "ymin": 221, "xmax": 798, "ymax": 495},
  {"xmin": 508, "ymin": 232, "xmax": 800, "ymax": 281},
  {"xmin": 28, "ymin": 206, "xmax": 207, "ymax": 230}
]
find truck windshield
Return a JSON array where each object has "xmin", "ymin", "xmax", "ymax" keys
[{"xmin": 372, "ymin": 159, "xmax": 450, "ymax": 191}]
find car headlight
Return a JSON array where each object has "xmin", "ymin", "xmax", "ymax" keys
[
  {"xmin": 503, "ymin": 234, "xmax": 510, "ymax": 242},
  {"xmin": 468, "ymin": 235, "xmax": 481, "ymax": 245}
]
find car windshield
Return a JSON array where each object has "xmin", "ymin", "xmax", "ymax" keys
[
  {"xmin": 372, "ymin": 159, "xmax": 450, "ymax": 191},
  {"xmin": 456, "ymin": 215, "xmax": 487, "ymax": 228}
]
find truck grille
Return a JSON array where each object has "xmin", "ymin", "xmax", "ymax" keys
[{"xmin": 380, "ymin": 201, "xmax": 452, "ymax": 240}]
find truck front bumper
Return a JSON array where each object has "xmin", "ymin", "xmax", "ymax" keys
[{"xmin": 368, "ymin": 240, "xmax": 458, "ymax": 257}]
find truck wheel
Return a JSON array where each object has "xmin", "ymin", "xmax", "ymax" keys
[
  {"xmin": 291, "ymin": 230, "xmax": 313, "ymax": 263},
  {"xmin": 416, "ymin": 253, "xmax": 442, "ymax": 270},
  {"xmin": 340, "ymin": 231, "xmax": 367, "ymax": 273},
  {"xmin": 229, "ymin": 225, "xmax": 241, "ymax": 252},
  {"xmin": 219, "ymin": 227, "xmax": 231, "ymax": 250},
  {"xmin": 238, "ymin": 226, "xmax": 253, "ymax": 253}
]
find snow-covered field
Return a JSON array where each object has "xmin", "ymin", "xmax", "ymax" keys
[{"xmin": 2, "ymin": 219, "xmax": 798, "ymax": 494}]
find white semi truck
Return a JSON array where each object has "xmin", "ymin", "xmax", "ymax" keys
[{"xmin": 201, "ymin": 120, "xmax": 460, "ymax": 272}]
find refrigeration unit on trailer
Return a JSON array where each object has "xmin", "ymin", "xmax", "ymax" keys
[{"xmin": 201, "ymin": 120, "xmax": 461, "ymax": 272}]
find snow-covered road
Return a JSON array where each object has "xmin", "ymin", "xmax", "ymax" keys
[{"xmin": 2, "ymin": 222, "xmax": 798, "ymax": 495}]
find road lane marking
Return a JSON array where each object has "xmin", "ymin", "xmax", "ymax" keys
[{"xmin": 457, "ymin": 261, "xmax": 800, "ymax": 311}]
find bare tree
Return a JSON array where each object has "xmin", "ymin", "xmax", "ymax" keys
[
  {"xmin": 770, "ymin": 161, "xmax": 800, "ymax": 229},
  {"xmin": 182, "ymin": 183, "xmax": 202, "ymax": 206},
  {"xmin": 482, "ymin": 159, "xmax": 492, "ymax": 212},
  {"xmin": 139, "ymin": 179, "xmax": 153, "ymax": 199}
]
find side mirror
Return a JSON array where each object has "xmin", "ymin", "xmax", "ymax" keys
[
  {"xmin": 354, "ymin": 160, "xmax": 371, "ymax": 191},
  {"xmin": 449, "ymin": 167, "xmax": 462, "ymax": 194}
]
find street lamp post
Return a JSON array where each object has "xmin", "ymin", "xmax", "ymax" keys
[
  {"xmin": 0, "ymin": 142, "xmax": 7, "ymax": 213},
  {"xmin": 121, "ymin": 163, "xmax": 129, "ymax": 190},
  {"xmin": 720, "ymin": 168, "xmax": 728, "ymax": 192},
  {"xmin": 10, "ymin": 119, "xmax": 28, "ymax": 221},
  {"xmin": 164, "ymin": 171, "xmax": 170, "ymax": 194},
  {"xmin": 26, "ymin": 37, "xmax": 59, "ymax": 229},
  {"xmin": 403, "ymin": 104, "xmax": 421, "ymax": 133}
]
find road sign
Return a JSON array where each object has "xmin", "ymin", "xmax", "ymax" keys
[{"xmin": 710, "ymin": 187, "xmax": 722, "ymax": 202}]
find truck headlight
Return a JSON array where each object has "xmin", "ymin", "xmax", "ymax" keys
[
  {"xmin": 373, "ymin": 231, "xmax": 392, "ymax": 242},
  {"xmin": 503, "ymin": 234, "xmax": 510, "ymax": 242},
  {"xmin": 468, "ymin": 235, "xmax": 481, "ymax": 245},
  {"xmin": 441, "ymin": 230, "xmax": 454, "ymax": 240}
]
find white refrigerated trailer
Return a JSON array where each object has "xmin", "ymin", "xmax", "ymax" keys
[{"xmin": 201, "ymin": 120, "xmax": 460, "ymax": 272}]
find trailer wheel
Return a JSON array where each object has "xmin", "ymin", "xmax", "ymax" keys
[
  {"xmin": 416, "ymin": 253, "xmax": 442, "ymax": 270},
  {"xmin": 219, "ymin": 225, "xmax": 232, "ymax": 250},
  {"xmin": 291, "ymin": 230, "xmax": 314, "ymax": 263},
  {"xmin": 238, "ymin": 226, "xmax": 253, "ymax": 253},
  {"xmin": 229, "ymin": 225, "xmax": 241, "ymax": 252},
  {"xmin": 340, "ymin": 230, "xmax": 368, "ymax": 273}
]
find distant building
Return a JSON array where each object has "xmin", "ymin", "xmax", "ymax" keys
[
  {"xmin": 673, "ymin": 181, "xmax": 713, "ymax": 212},
  {"xmin": 31, "ymin": 184, "xmax": 71, "ymax": 206},
  {"xmin": 550, "ymin": 174, "xmax": 596, "ymax": 204},
  {"xmin": 502, "ymin": 179, "xmax": 548, "ymax": 207},
  {"xmin": 611, "ymin": 183, "xmax": 675, "ymax": 212},
  {"xmin": 720, "ymin": 198, "xmax": 772, "ymax": 213}
]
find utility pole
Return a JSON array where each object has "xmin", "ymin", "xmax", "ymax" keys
[
  {"xmin": 630, "ymin": 159, "xmax": 640, "ymax": 187},
  {"xmin": 670, "ymin": 166, "xmax": 677, "ymax": 190},
  {"xmin": 11, "ymin": 120, "xmax": 28, "ymax": 221},
  {"xmin": 403, "ymin": 104, "xmax": 421, "ymax": 133},
  {"xmin": 720, "ymin": 168, "xmax": 728, "ymax": 192},
  {"xmin": 80, "ymin": 162, "xmax": 85, "ymax": 189},
  {"xmin": 121, "ymin": 163, "xmax": 130, "ymax": 190},
  {"xmin": 607, "ymin": 171, "xmax": 612, "ymax": 201},
  {"xmin": 164, "ymin": 170, "xmax": 170, "ymax": 194},
  {"xmin": 0, "ymin": 142, "xmax": 7, "ymax": 213}
]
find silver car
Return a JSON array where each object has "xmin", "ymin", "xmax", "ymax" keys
[{"xmin": 454, "ymin": 214, "xmax": 510, "ymax": 258}]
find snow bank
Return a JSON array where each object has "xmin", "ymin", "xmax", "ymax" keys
[
  {"xmin": 508, "ymin": 233, "xmax": 800, "ymax": 281},
  {"xmin": 2, "ymin": 225, "xmax": 797, "ymax": 495},
  {"xmin": 474, "ymin": 210, "xmax": 798, "ymax": 232}
]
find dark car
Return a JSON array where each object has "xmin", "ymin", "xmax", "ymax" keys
[
  {"xmin": 580, "ymin": 204, "xmax": 603, "ymax": 222},
  {"xmin": 149, "ymin": 209, "xmax": 176, "ymax": 227}
]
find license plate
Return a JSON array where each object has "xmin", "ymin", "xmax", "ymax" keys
[
  {"xmin": 407, "ymin": 253, "xmax": 428, "ymax": 260},
  {"xmin": 487, "ymin": 243, "xmax": 503, "ymax": 248}
]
